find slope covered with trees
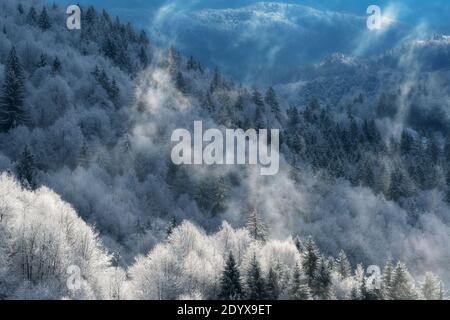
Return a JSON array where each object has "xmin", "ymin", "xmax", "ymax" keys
[{"xmin": 0, "ymin": 0, "xmax": 449, "ymax": 299}]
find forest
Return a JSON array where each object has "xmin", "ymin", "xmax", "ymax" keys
[{"xmin": 0, "ymin": 0, "xmax": 449, "ymax": 299}]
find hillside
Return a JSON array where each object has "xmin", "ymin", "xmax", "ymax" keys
[{"xmin": 0, "ymin": 0, "xmax": 448, "ymax": 299}]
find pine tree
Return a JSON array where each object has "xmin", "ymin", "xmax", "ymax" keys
[
  {"xmin": 420, "ymin": 272, "xmax": 442, "ymax": 300},
  {"xmin": 336, "ymin": 250, "xmax": 352, "ymax": 279},
  {"xmin": 246, "ymin": 254, "xmax": 267, "ymax": 300},
  {"xmin": 313, "ymin": 257, "xmax": 332, "ymax": 299},
  {"xmin": 210, "ymin": 67, "xmax": 221, "ymax": 93},
  {"xmin": 139, "ymin": 47, "xmax": 149, "ymax": 68},
  {"xmin": 0, "ymin": 47, "xmax": 27, "ymax": 132},
  {"xmin": 252, "ymin": 89, "xmax": 264, "ymax": 107},
  {"xmin": 27, "ymin": 7, "xmax": 38, "ymax": 25},
  {"xmin": 166, "ymin": 217, "xmax": 177, "ymax": 239},
  {"xmin": 218, "ymin": 252, "xmax": 242, "ymax": 300},
  {"xmin": 17, "ymin": 4, "xmax": 24, "ymax": 15},
  {"xmin": 389, "ymin": 262, "xmax": 418, "ymax": 300},
  {"xmin": 265, "ymin": 87, "xmax": 280, "ymax": 115},
  {"xmin": 175, "ymin": 72, "xmax": 187, "ymax": 94},
  {"xmin": 38, "ymin": 7, "xmax": 52, "ymax": 31},
  {"xmin": 187, "ymin": 56, "xmax": 196, "ymax": 71},
  {"xmin": 16, "ymin": 147, "xmax": 37, "ymax": 190},
  {"xmin": 246, "ymin": 208, "xmax": 267, "ymax": 242},
  {"xmin": 302, "ymin": 237, "xmax": 319, "ymax": 288},
  {"xmin": 37, "ymin": 54, "xmax": 47, "ymax": 68},
  {"xmin": 381, "ymin": 260, "xmax": 394, "ymax": 299},
  {"xmin": 266, "ymin": 267, "xmax": 280, "ymax": 300},
  {"xmin": 234, "ymin": 94, "xmax": 244, "ymax": 111},
  {"xmin": 289, "ymin": 263, "xmax": 310, "ymax": 300},
  {"xmin": 108, "ymin": 78, "xmax": 120, "ymax": 106},
  {"xmin": 52, "ymin": 57, "xmax": 61, "ymax": 73},
  {"xmin": 293, "ymin": 236, "xmax": 305, "ymax": 255},
  {"xmin": 388, "ymin": 168, "xmax": 415, "ymax": 201},
  {"xmin": 78, "ymin": 142, "xmax": 89, "ymax": 168}
]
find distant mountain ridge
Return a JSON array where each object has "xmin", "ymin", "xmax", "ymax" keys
[{"xmin": 151, "ymin": 1, "xmax": 410, "ymax": 85}]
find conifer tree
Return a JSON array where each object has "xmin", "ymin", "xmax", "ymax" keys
[
  {"xmin": 166, "ymin": 217, "xmax": 177, "ymax": 239},
  {"xmin": 289, "ymin": 263, "xmax": 310, "ymax": 300},
  {"xmin": 388, "ymin": 168, "xmax": 415, "ymax": 201},
  {"xmin": 52, "ymin": 57, "xmax": 61, "ymax": 73},
  {"xmin": 313, "ymin": 257, "xmax": 332, "ymax": 299},
  {"xmin": 27, "ymin": 7, "xmax": 37, "ymax": 25},
  {"xmin": 139, "ymin": 47, "xmax": 149, "ymax": 68},
  {"xmin": 252, "ymin": 89, "xmax": 264, "ymax": 107},
  {"xmin": 246, "ymin": 208, "xmax": 267, "ymax": 242},
  {"xmin": 17, "ymin": 4, "xmax": 24, "ymax": 15},
  {"xmin": 266, "ymin": 267, "xmax": 280, "ymax": 300},
  {"xmin": 175, "ymin": 72, "xmax": 187, "ymax": 94},
  {"xmin": 336, "ymin": 250, "xmax": 352, "ymax": 279},
  {"xmin": 265, "ymin": 87, "xmax": 280, "ymax": 115},
  {"xmin": 210, "ymin": 67, "xmax": 221, "ymax": 93},
  {"xmin": 420, "ymin": 272, "xmax": 442, "ymax": 300},
  {"xmin": 16, "ymin": 147, "xmax": 37, "ymax": 190},
  {"xmin": 302, "ymin": 237, "xmax": 319, "ymax": 288},
  {"xmin": 0, "ymin": 47, "xmax": 27, "ymax": 132},
  {"xmin": 389, "ymin": 262, "xmax": 418, "ymax": 300},
  {"xmin": 381, "ymin": 260, "xmax": 394, "ymax": 299},
  {"xmin": 218, "ymin": 252, "xmax": 242, "ymax": 300},
  {"xmin": 39, "ymin": 7, "xmax": 52, "ymax": 31},
  {"xmin": 246, "ymin": 254, "xmax": 267, "ymax": 300}
]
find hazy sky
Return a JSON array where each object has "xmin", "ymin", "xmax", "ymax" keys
[{"xmin": 52, "ymin": 0, "xmax": 450, "ymax": 32}]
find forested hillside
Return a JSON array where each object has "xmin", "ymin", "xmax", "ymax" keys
[{"xmin": 0, "ymin": 0, "xmax": 448, "ymax": 299}]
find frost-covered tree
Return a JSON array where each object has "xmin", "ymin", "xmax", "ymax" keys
[
  {"xmin": 16, "ymin": 147, "xmax": 37, "ymax": 190},
  {"xmin": 420, "ymin": 272, "xmax": 442, "ymax": 300},
  {"xmin": 245, "ymin": 254, "xmax": 267, "ymax": 300},
  {"xmin": 336, "ymin": 250, "xmax": 352, "ymax": 279},
  {"xmin": 302, "ymin": 237, "xmax": 319, "ymax": 288},
  {"xmin": 389, "ymin": 262, "xmax": 418, "ymax": 300},
  {"xmin": 218, "ymin": 252, "xmax": 242, "ymax": 300},
  {"xmin": 38, "ymin": 7, "xmax": 52, "ymax": 31},
  {"xmin": 289, "ymin": 263, "xmax": 310, "ymax": 300},
  {"xmin": 266, "ymin": 267, "xmax": 280, "ymax": 300},
  {"xmin": 0, "ymin": 47, "xmax": 27, "ymax": 132},
  {"xmin": 313, "ymin": 257, "xmax": 333, "ymax": 299},
  {"xmin": 245, "ymin": 208, "xmax": 267, "ymax": 242},
  {"xmin": 26, "ymin": 6, "xmax": 38, "ymax": 25}
]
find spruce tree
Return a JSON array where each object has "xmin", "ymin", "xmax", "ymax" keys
[
  {"xmin": 289, "ymin": 263, "xmax": 310, "ymax": 300},
  {"xmin": 266, "ymin": 267, "xmax": 280, "ymax": 300},
  {"xmin": 52, "ymin": 57, "xmax": 61, "ymax": 73},
  {"xmin": 381, "ymin": 260, "xmax": 394, "ymax": 299},
  {"xmin": 16, "ymin": 147, "xmax": 37, "ymax": 190},
  {"xmin": 302, "ymin": 237, "xmax": 319, "ymax": 288},
  {"xmin": 336, "ymin": 250, "xmax": 352, "ymax": 279},
  {"xmin": 313, "ymin": 257, "xmax": 332, "ymax": 299},
  {"xmin": 17, "ymin": 4, "xmax": 24, "ymax": 15},
  {"xmin": 166, "ymin": 217, "xmax": 177, "ymax": 239},
  {"xmin": 389, "ymin": 262, "xmax": 418, "ymax": 300},
  {"xmin": 0, "ymin": 47, "xmax": 27, "ymax": 132},
  {"xmin": 420, "ymin": 272, "xmax": 442, "ymax": 300},
  {"xmin": 246, "ymin": 254, "xmax": 267, "ymax": 300},
  {"xmin": 38, "ymin": 7, "xmax": 52, "ymax": 31},
  {"xmin": 265, "ymin": 87, "xmax": 280, "ymax": 115},
  {"xmin": 139, "ymin": 47, "xmax": 149, "ymax": 68},
  {"xmin": 27, "ymin": 7, "xmax": 37, "ymax": 25},
  {"xmin": 218, "ymin": 252, "xmax": 242, "ymax": 300},
  {"xmin": 252, "ymin": 89, "xmax": 264, "ymax": 107},
  {"xmin": 388, "ymin": 168, "xmax": 415, "ymax": 201},
  {"xmin": 246, "ymin": 208, "xmax": 267, "ymax": 242},
  {"xmin": 175, "ymin": 72, "xmax": 187, "ymax": 94}
]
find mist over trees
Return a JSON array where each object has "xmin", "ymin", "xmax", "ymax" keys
[{"xmin": 0, "ymin": 0, "xmax": 449, "ymax": 299}]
